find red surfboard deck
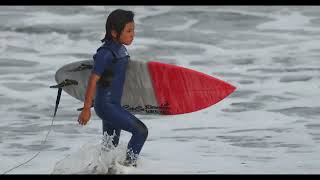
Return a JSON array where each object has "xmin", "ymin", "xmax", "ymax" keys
[{"xmin": 148, "ymin": 61, "xmax": 236, "ymax": 115}]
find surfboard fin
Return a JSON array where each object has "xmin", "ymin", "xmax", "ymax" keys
[
  {"xmin": 77, "ymin": 103, "xmax": 94, "ymax": 111},
  {"xmin": 50, "ymin": 79, "xmax": 78, "ymax": 117},
  {"xmin": 67, "ymin": 63, "xmax": 93, "ymax": 72},
  {"xmin": 50, "ymin": 79, "xmax": 78, "ymax": 88}
]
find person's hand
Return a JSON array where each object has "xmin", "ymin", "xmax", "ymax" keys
[{"xmin": 78, "ymin": 108, "xmax": 91, "ymax": 125}]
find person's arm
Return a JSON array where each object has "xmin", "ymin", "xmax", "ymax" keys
[
  {"xmin": 78, "ymin": 73, "xmax": 100, "ymax": 125},
  {"xmin": 78, "ymin": 48, "xmax": 112, "ymax": 125}
]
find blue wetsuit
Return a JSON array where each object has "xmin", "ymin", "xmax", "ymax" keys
[{"xmin": 92, "ymin": 40, "xmax": 148, "ymax": 164}]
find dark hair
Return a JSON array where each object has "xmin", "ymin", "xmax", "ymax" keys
[{"xmin": 101, "ymin": 9, "xmax": 134, "ymax": 43}]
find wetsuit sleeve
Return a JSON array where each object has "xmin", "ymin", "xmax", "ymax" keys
[{"xmin": 92, "ymin": 48, "xmax": 113, "ymax": 76}]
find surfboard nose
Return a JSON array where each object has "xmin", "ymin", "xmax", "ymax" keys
[{"xmin": 147, "ymin": 61, "xmax": 237, "ymax": 115}]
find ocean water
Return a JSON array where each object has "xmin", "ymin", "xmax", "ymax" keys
[{"xmin": 0, "ymin": 6, "xmax": 320, "ymax": 174}]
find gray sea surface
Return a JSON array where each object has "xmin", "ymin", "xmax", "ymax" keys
[{"xmin": 0, "ymin": 6, "xmax": 319, "ymax": 174}]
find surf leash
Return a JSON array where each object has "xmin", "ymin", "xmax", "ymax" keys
[{"xmin": 2, "ymin": 79, "xmax": 77, "ymax": 174}]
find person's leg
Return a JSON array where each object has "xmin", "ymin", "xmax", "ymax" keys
[
  {"xmin": 102, "ymin": 120, "xmax": 121, "ymax": 147},
  {"xmin": 124, "ymin": 118, "xmax": 148, "ymax": 166},
  {"xmin": 104, "ymin": 103, "xmax": 148, "ymax": 166},
  {"xmin": 95, "ymin": 102, "xmax": 121, "ymax": 149}
]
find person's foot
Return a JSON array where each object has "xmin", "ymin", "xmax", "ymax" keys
[
  {"xmin": 121, "ymin": 159, "xmax": 137, "ymax": 167},
  {"xmin": 107, "ymin": 166, "xmax": 119, "ymax": 174}
]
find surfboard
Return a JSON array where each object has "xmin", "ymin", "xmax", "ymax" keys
[{"xmin": 53, "ymin": 59, "xmax": 236, "ymax": 115}]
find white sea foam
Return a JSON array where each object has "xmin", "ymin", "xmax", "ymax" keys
[
  {"xmin": 1, "ymin": 6, "xmax": 320, "ymax": 174},
  {"xmin": 257, "ymin": 11, "xmax": 318, "ymax": 31}
]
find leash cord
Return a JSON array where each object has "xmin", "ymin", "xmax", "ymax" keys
[
  {"xmin": 2, "ymin": 115, "xmax": 55, "ymax": 174},
  {"xmin": 2, "ymin": 88, "xmax": 62, "ymax": 174}
]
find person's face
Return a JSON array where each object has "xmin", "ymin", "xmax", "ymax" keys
[{"xmin": 115, "ymin": 21, "xmax": 135, "ymax": 45}]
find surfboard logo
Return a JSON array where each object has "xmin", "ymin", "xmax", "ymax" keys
[{"xmin": 123, "ymin": 101, "xmax": 170, "ymax": 114}]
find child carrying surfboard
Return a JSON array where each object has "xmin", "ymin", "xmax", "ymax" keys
[{"xmin": 77, "ymin": 9, "xmax": 148, "ymax": 168}]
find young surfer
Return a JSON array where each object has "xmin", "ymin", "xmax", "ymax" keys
[{"xmin": 77, "ymin": 9, "xmax": 148, "ymax": 167}]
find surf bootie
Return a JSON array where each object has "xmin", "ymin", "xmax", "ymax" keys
[
  {"xmin": 122, "ymin": 153, "xmax": 138, "ymax": 167},
  {"xmin": 120, "ymin": 159, "xmax": 137, "ymax": 167}
]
